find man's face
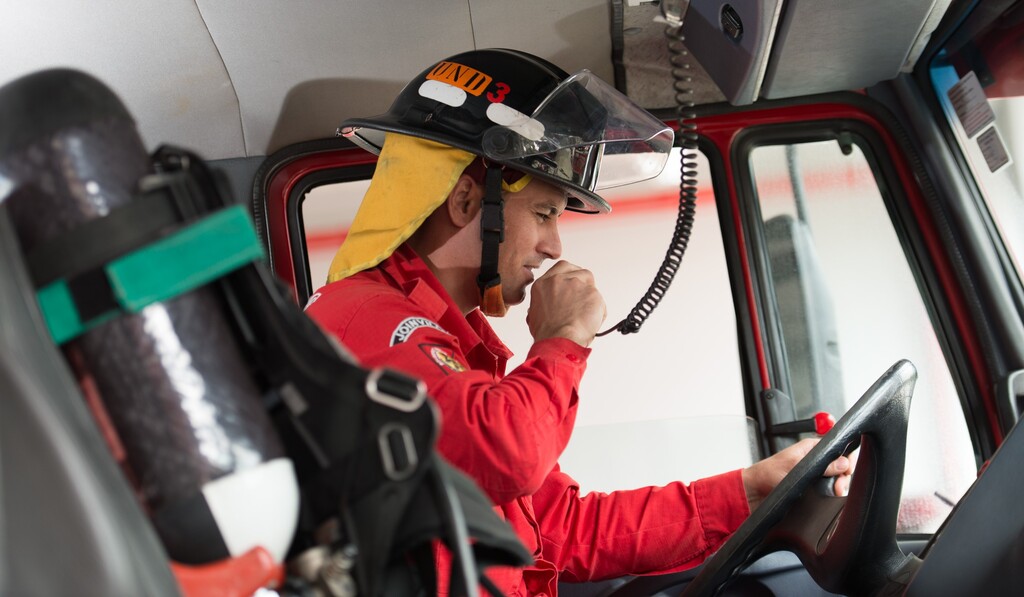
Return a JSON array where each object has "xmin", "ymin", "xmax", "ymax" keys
[{"xmin": 497, "ymin": 179, "xmax": 568, "ymax": 306}]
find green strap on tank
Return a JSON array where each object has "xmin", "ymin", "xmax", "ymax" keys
[{"xmin": 37, "ymin": 205, "xmax": 264, "ymax": 344}]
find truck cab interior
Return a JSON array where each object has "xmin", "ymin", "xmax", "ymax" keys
[{"xmin": 2, "ymin": 1, "xmax": 1024, "ymax": 595}]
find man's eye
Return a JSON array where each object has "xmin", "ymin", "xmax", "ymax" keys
[{"xmin": 537, "ymin": 212, "xmax": 551, "ymax": 221}]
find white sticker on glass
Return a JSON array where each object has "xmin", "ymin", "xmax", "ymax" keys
[
  {"xmin": 947, "ymin": 71, "xmax": 996, "ymax": 138},
  {"xmin": 977, "ymin": 126, "xmax": 1010, "ymax": 173}
]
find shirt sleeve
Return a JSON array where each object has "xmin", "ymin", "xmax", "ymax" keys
[
  {"xmin": 426, "ymin": 338, "xmax": 589, "ymax": 505},
  {"xmin": 531, "ymin": 465, "xmax": 750, "ymax": 582},
  {"xmin": 311, "ymin": 290, "xmax": 589, "ymax": 506}
]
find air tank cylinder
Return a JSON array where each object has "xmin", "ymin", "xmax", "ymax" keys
[{"xmin": 0, "ymin": 69, "xmax": 299, "ymax": 565}]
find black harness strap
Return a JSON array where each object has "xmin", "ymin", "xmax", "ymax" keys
[{"xmin": 25, "ymin": 178, "xmax": 191, "ymax": 288}]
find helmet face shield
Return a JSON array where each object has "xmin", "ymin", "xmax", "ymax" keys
[
  {"xmin": 481, "ymin": 70, "xmax": 673, "ymax": 191},
  {"xmin": 516, "ymin": 142, "xmax": 604, "ymax": 194}
]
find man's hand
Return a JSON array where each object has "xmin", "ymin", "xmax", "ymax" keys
[
  {"xmin": 527, "ymin": 260, "xmax": 607, "ymax": 347},
  {"xmin": 741, "ymin": 438, "xmax": 854, "ymax": 512}
]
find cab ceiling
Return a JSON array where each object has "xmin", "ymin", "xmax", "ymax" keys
[
  {"xmin": 1, "ymin": 1, "xmax": 953, "ymax": 162},
  {"xmin": 0, "ymin": 0, "xmax": 615, "ymax": 161}
]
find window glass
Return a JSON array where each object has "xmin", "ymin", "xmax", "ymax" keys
[
  {"xmin": 304, "ymin": 178, "xmax": 368, "ymax": 291},
  {"xmin": 931, "ymin": 21, "xmax": 1024, "ymax": 287},
  {"xmin": 751, "ymin": 140, "xmax": 977, "ymax": 533},
  {"xmin": 302, "ymin": 149, "xmax": 751, "ymax": 492}
]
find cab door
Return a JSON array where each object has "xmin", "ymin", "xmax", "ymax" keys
[
  {"xmin": 693, "ymin": 1, "xmax": 1024, "ymax": 543},
  {"xmin": 699, "ymin": 98, "xmax": 985, "ymax": 537}
]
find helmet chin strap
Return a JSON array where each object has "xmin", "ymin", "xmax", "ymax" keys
[{"xmin": 477, "ymin": 165, "xmax": 507, "ymax": 317}]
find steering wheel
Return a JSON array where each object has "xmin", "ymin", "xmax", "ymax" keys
[{"xmin": 681, "ymin": 360, "xmax": 920, "ymax": 597}]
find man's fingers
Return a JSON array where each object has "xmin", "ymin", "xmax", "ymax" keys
[
  {"xmin": 833, "ymin": 474, "xmax": 851, "ymax": 497},
  {"xmin": 543, "ymin": 260, "xmax": 583, "ymax": 276},
  {"xmin": 548, "ymin": 261, "xmax": 592, "ymax": 280},
  {"xmin": 528, "ymin": 259, "xmax": 606, "ymax": 347},
  {"xmin": 824, "ymin": 454, "xmax": 853, "ymax": 497},
  {"xmin": 823, "ymin": 455, "xmax": 851, "ymax": 477},
  {"xmin": 794, "ymin": 437, "xmax": 819, "ymax": 455}
]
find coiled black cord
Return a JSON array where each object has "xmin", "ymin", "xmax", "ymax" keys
[{"xmin": 598, "ymin": 13, "xmax": 699, "ymax": 337}]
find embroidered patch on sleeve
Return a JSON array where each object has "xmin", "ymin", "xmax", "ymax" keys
[
  {"xmin": 419, "ymin": 343, "xmax": 467, "ymax": 375},
  {"xmin": 390, "ymin": 316, "xmax": 445, "ymax": 346}
]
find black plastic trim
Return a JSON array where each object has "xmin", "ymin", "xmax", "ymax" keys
[
  {"xmin": 904, "ymin": 0, "xmax": 1024, "ymax": 441},
  {"xmin": 699, "ymin": 136, "xmax": 769, "ymax": 458},
  {"xmin": 600, "ymin": 537, "xmax": 931, "ymax": 597}
]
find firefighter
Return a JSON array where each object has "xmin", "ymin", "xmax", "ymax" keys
[{"xmin": 305, "ymin": 49, "xmax": 851, "ymax": 595}]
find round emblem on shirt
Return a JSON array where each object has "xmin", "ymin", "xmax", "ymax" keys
[
  {"xmin": 419, "ymin": 343, "xmax": 467, "ymax": 374},
  {"xmin": 390, "ymin": 316, "xmax": 444, "ymax": 346}
]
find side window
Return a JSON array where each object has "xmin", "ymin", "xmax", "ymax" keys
[
  {"xmin": 491, "ymin": 148, "xmax": 751, "ymax": 492},
  {"xmin": 303, "ymin": 179, "xmax": 369, "ymax": 292},
  {"xmin": 749, "ymin": 139, "xmax": 977, "ymax": 533}
]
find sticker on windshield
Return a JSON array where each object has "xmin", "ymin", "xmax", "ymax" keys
[
  {"xmin": 426, "ymin": 61, "xmax": 491, "ymax": 96},
  {"xmin": 947, "ymin": 71, "xmax": 996, "ymax": 138},
  {"xmin": 977, "ymin": 126, "xmax": 1010, "ymax": 173},
  {"xmin": 390, "ymin": 317, "xmax": 445, "ymax": 346}
]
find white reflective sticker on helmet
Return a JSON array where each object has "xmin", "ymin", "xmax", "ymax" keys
[
  {"xmin": 486, "ymin": 103, "xmax": 545, "ymax": 141},
  {"xmin": 418, "ymin": 80, "xmax": 467, "ymax": 107}
]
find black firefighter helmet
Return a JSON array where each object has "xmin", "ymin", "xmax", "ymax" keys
[{"xmin": 338, "ymin": 48, "xmax": 674, "ymax": 214}]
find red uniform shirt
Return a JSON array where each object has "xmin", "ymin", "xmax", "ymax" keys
[{"xmin": 306, "ymin": 245, "xmax": 750, "ymax": 596}]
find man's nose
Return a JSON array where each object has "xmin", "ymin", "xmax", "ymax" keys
[{"xmin": 540, "ymin": 224, "xmax": 562, "ymax": 260}]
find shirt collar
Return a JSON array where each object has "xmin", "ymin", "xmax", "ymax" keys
[{"xmin": 379, "ymin": 245, "xmax": 513, "ymax": 361}]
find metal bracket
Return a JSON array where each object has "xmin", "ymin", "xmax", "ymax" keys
[
  {"xmin": 365, "ymin": 368, "xmax": 427, "ymax": 413},
  {"xmin": 378, "ymin": 422, "xmax": 418, "ymax": 481}
]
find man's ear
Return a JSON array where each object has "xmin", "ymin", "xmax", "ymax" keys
[{"xmin": 445, "ymin": 174, "xmax": 482, "ymax": 228}]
